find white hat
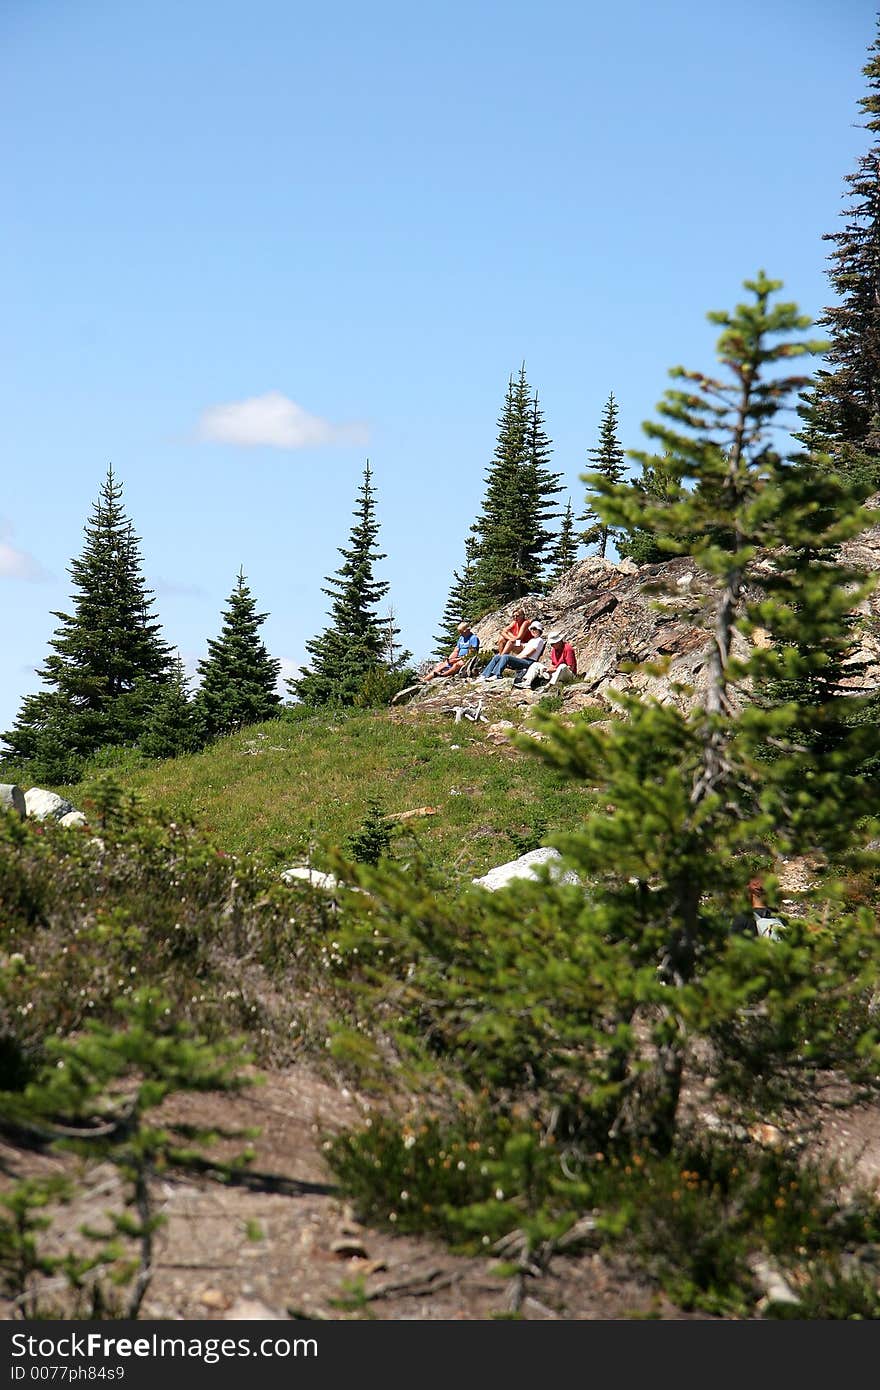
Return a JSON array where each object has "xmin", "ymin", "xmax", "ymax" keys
[
  {"xmin": 548, "ymin": 630, "xmax": 564, "ymax": 643},
  {"xmin": 529, "ymin": 621, "xmax": 543, "ymax": 632}
]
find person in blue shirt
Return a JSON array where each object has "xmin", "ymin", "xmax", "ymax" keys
[{"xmin": 421, "ymin": 622, "xmax": 480, "ymax": 682}]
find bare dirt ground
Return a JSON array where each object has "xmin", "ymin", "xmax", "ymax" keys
[{"xmin": 3, "ymin": 1063, "xmax": 880, "ymax": 1323}]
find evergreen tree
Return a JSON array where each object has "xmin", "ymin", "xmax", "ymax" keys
[
  {"xmin": 804, "ymin": 19, "xmax": 880, "ymax": 487},
  {"xmin": 547, "ymin": 498, "xmax": 578, "ymax": 585},
  {"xmin": 615, "ymin": 452, "xmax": 685, "ymax": 566},
  {"xmin": 567, "ymin": 271, "xmax": 879, "ymax": 1140},
  {"xmin": 433, "ymin": 536, "xmax": 479, "ymax": 658},
  {"xmin": 138, "ymin": 654, "xmax": 203, "ymax": 760},
  {"xmin": 290, "ymin": 461, "xmax": 390, "ymax": 707},
  {"xmin": 468, "ymin": 366, "xmax": 562, "ymax": 613},
  {"xmin": 2, "ymin": 991, "xmax": 252, "ymax": 1318},
  {"xmin": 350, "ymin": 275, "xmax": 880, "ymax": 1168},
  {"xmin": 194, "ymin": 569, "xmax": 281, "ymax": 741},
  {"xmin": 580, "ymin": 392, "xmax": 626, "ymax": 557},
  {"xmin": 1, "ymin": 468, "xmax": 171, "ymax": 782},
  {"xmin": 522, "ymin": 389, "xmax": 564, "ymax": 588}
]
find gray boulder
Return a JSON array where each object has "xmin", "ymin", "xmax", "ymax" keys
[
  {"xmin": 0, "ymin": 784, "xmax": 26, "ymax": 819},
  {"xmin": 24, "ymin": 788, "xmax": 74, "ymax": 821}
]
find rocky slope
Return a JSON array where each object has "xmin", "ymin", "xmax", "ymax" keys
[{"xmin": 415, "ymin": 507, "xmax": 880, "ymax": 717}]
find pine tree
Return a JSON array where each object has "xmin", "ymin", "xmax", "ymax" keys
[
  {"xmin": 138, "ymin": 653, "xmax": 203, "ymax": 760},
  {"xmin": 560, "ymin": 271, "xmax": 880, "ymax": 1141},
  {"xmin": 580, "ymin": 391, "xmax": 626, "ymax": 557},
  {"xmin": 351, "ymin": 275, "xmax": 880, "ymax": 1167},
  {"xmin": 615, "ymin": 452, "xmax": 685, "ymax": 566},
  {"xmin": 522, "ymin": 389, "xmax": 564, "ymax": 588},
  {"xmin": 1, "ymin": 468, "xmax": 172, "ymax": 782},
  {"xmin": 547, "ymin": 498, "xmax": 578, "ymax": 585},
  {"xmin": 433, "ymin": 536, "xmax": 479, "ymax": 658},
  {"xmin": 468, "ymin": 366, "xmax": 562, "ymax": 614},
  {"xmin": 194, "ymin": 569, "xmax": 281, "ymax": 741},
  {"xmin": 2, "ymin": 991, "xmax": 252, "ymax": 1318},
  {"xmin": 290, "ymin": 460, "xmax": 390, "ymax": 707},
  {"xmin": 804, "ymin": 19, "xmax": 880, "ymax": 486}
]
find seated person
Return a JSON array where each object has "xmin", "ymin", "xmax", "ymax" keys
[
  {"xmin": 497, "ymin": 608, "xmax": 530, "ymax": 654},
  {"xmin": 422, "ymin": 622, "xmax": 480, "ymax": 682},
  {"xmin": 518, "ymin": 630, "xmax": 578, "ymax": 688},
  {"xmin": 481, "ymin": 622, "xmax": 545, "ymax": 681}
]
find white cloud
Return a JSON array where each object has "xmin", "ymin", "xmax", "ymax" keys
[
  {"xmin": 277, "ymin": 657, "xmax": 300, "ymax": 697},
  {"xmin": 197, "ymin": 391, "xmax": 369, "ymax": 450},
  {"xmin": 170, "ymin": 652, "xmax": 203, "ymax": 692},
  {"xmin": 0, "ymin": 522, "xmax": 49, "ymax": 581}
]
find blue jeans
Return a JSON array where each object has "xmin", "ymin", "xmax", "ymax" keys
[{"xmin": 482, "ymin": 653, "xmax": 532, "ymax": 679}]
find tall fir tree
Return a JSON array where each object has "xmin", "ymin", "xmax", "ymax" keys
[
  {"xmin": 547, "ymin": 498, "xmax": 578, "ymax": 586},
  {"xmin": 433, "ymin": 535, "xmax": 478, "ymax": 658},
  {"xmin": 801, "ymin": 18, "xmax": 880, "ymax": 487},
  {"xmin": 290, "ymin": 460, "xmax": 390, "ymax": 707},
  {"xmin": 468, "ymin": 366, "xmax": 562, "ymax": 615},
  {"xmin": 194, "ymin": 569, "xmax": 281, "ymax": 741},
  {"xmin": 580, "ymin": 391, "xmax": 626, "ymax": 557},
  {"xmin": 521, "ymin": 388, "xmax": 564, "ymax": 587},
  {"xmin": 1, "ymin": 468, "xmax": 171, "ymax": 782}
]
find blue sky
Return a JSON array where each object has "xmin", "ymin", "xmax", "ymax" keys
[{"xmin": 1, "ymin": 0, "xmax": 876, "ymax": 736}]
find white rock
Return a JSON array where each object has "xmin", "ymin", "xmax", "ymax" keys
[
  {"xmin": 0, "ymin": 784, "xmax": 26, "ymax": 819},
  {"xmin": 24, "ymin": 788, "xmax": 74, "ymax": 821},
  {"xmin": 59, "ymin": 811, "xmax": 88, "ymax": 829},
  {"xmin": 749, "ymin": 1257, "xmax": 801, "ymax": 1308},
  {"xmin": 281, "ymin": 866, "xmax": 342, "ymax": 893},
  {"xmin": 472, "ymin": 847, "xmax": 581, "ymax": 892}
]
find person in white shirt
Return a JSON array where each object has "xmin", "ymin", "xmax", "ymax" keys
[{"xmin": 480, "ymin": 622, "xmax": 546, "ymax": 681}]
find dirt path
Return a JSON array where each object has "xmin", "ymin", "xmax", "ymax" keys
[{"xmin": 3, "ymin": 1063, "xmax": 879, "ymax": 1322}]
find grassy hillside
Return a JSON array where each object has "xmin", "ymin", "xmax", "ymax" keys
[
  {"xmin": 5, "ymin": 702, "xmax": 880, "ymax": 1320},
  {"xmin": 58, "ymin": 703, "xmax": 594, "ymax": 879}
]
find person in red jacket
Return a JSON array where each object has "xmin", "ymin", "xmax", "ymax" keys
[{"xmin": 516, "ymin": 630, "xmax": 577, "ymax": 689}]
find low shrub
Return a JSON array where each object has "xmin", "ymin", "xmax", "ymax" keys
[{"xmin": 326, "ymin": 1113, "xmax": 880, "ymax": 1316}]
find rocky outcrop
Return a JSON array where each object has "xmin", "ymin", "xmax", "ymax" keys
[
  {"xmin": 467, "ymin": 554, "xmax": 753, "ymax": 717},
  {"xmin": 410, "ymin": 514, "xmax": 880, "ymax": 718}
]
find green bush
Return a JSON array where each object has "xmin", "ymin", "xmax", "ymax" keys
[
  {"xmin": 326, "ymin": 1112, "xmax": 880, "ymax": 1315},
  {"xmin": 0, "ymin": 787, "xmax": 337, "ymax": 1072},
  {"xmin": 354, "ymin": 666, "xmax": 416, "ymax": 708}
]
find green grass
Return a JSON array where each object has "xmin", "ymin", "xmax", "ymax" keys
[{"xmin": 56, "ymin": 706, "xmax": 593, "ymax": 880}]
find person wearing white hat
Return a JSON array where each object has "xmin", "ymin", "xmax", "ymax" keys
[
  {"xmin": 480, "ymin": 621, "xmax": 546, "ymax": 681},
  {"xmin": 516, "ymin": 629, "xmax": 578, "ymax": 689}
]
